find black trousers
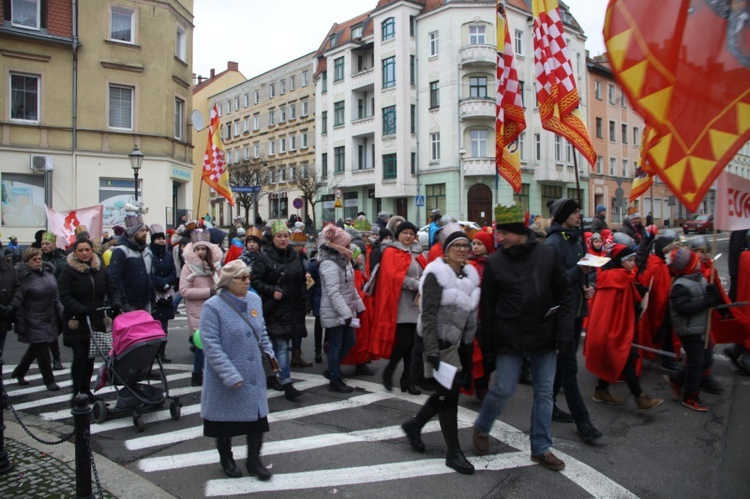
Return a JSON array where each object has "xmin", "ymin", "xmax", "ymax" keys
[
  {"xmin": 14, "ymin": 342, "xmax": 55, "ymax": 385},
  {"xmin": 386, "ymin": 323, "xmax": 416, "ymax": 381},
  {"xmin": 70, "ymin": 340, "xmax": 95, "ymax": 396}
]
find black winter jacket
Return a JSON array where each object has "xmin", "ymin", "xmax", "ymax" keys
[
  {"xmin": 478, "ymin": 233, "xmax": 574, "ymax": 357},
  {"xmin": 545, "ymin": 222, "xmax": 594, "ymax": 318},
  {"xmin": 251, "ymin": 244, "xmax": 307, "ymax": 339},
  {"xmin": 107, "ymin": 236, "xmax": 154, "ymax": 310},
  {"xmin": 0, "ymin": 259, "xmax": 22, "ymax": 333}
]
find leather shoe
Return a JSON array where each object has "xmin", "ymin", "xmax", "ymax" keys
[
  {"xmin": 53, "ymin": 360, "xmax": 64, "ymax": 370},
  {"xmin": 445, "ymin": 450, "xmax": 475, "ymax": 475},
  {"xmin": 576, "ymin": 421, "xmax": 602, "ymax": 443},
  {"xmin": 15, "ymin": 376, "xmax": 29, "ymax": 386},
  {"xmin": 472, "ymin": 427, "xmax": 490, "ymax": 455},
  {"xmin": 221, "ymin": 457, "xmax": 242, "ymax": 478},
  {"xmin": 401, "ymin": 419, "xmax": 426, "ymax": 453},
  {"xmin": 552, "ymin": 405, "xmax": 574, "ymax": 423},
  {"xmin": 531, "ymin": 451, "xmax": 565, "ymax": 471},
  {"xmin": 284, "ymin": 383, "xmax": 303, "ymax": 400},
  {"xmin": 266, "ymin": 375, "xmax": 284, "ymax": 391},
  {"xmin": 354, "ymin": 364, "xmax": 375, "ymax": 376},
  {"xmin": 46, "ymin": 383, "xmax": 61, "ymax": 391},
  {"xmin": 328, "ymin": 379, "xmax": 354, "ymax": 393}
]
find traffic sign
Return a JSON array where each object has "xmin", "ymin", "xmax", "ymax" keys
[
  {"xmin": 334, "ymin": 199, "xmax": 343, "ymax": 208},
  {"xmin": 415, "ymin": 195, "xmax": 425, "ymax": 207},
  {"xmin": 334, "ymin": 188, "xmax": 343, "ymax": 199},
  {"xmin": 293, "ymin": 197, "xmax": 304, "ymax": 209},
  {"xmin": 231, "ymin": 185, "xmax": 260, "ymax": 193}
]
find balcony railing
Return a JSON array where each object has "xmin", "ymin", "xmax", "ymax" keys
[
  {"xmin": 459, "ymin": 97, "xmax": 495, "ymax": 121},
  {"xmin": 350, "ymin": 67, "xmax": 374, "ymax": 90},
  {"xmin": 459, "ymin": 44, "xmax": 496, "ymax": 67},
  {"xmin": 351, "ymin": 115, "xmax": 374, "ymax": 137}
]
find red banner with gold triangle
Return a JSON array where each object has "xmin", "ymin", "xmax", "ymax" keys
[{"xmin": 604, "ymin": 0, "xmax": 750, "ymax": 212}]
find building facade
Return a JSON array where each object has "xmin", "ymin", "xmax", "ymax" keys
[{"xmin": 1, "ymin": 0, "xmax": 194, "ymax": 243}]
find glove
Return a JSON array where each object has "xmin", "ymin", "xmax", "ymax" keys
[
  {"xmin": 344, "ymin": 317, "xmax": 352, "ymax": 327},
  {"xmin": 111, "ymin": 305, "xmax": 123, "ymax": 319},
  {"xmin": 426, "ymin": 352, "xmax": 441, "ymax": 372},
  {"xmin": 459, "ymin": 369, "xmax": 473, "ymax": 390}
]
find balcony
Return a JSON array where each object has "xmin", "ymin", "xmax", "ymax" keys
[
  {"xmin": 351, "ymin": 116, "xmax": 374, "ymax": 137},
  {"xmin": 462, "ymin": 157, "xmax": 496, "ymax": 177},
  {"xmin": 459, "ymin": 98, "xmax": 495, "ymax": 121},
  {"xmin": 459, "ymin": 44, "xmax": 496, "ymax": 68},
  {"xmin": 350, "ymin": 67, "xmax": 374, "ymax": 91}
]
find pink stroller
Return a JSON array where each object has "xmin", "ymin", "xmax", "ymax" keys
[{"xmin": 91, "ymin": 310, "xmax": 181, "ymax": 431}]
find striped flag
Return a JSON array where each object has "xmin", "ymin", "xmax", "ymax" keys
[
  {"xmin": 496, "ymin": 1, "xmax": 526, "ymax": 193},
  {"xmin": 630, "ymin": 125, "xmax": 655, "ymax": 201},
  {"xmin": 532, "ymin": 0, "xmax": 596, "ymax": 168},
  {"xmin": 202, "ymin": 105, "xmax": 234, "ymax": 206}
]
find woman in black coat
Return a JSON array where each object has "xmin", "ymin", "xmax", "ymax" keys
[
  {"xmin": 149, "ymin": 226, "xmax": 177, "ymax": 362},
  {"xmin": 58, "ymin": 239, "xmax": 120, "ymax": 402},
  {"xmin": 0, "ymin": 256, "xmax": 22, "ymax": 357}
]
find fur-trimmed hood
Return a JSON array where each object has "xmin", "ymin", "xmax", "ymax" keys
[
  {"xmin": 420, "ymin": 257, "xmax": 480, "ymax": 313},
  {"xmin": 65, "ymin": 251, "xmax": 102, "ymax": 274},
  {"xmin": 183, "ymin": 241, "xmax": 223, "ymax": 267}
]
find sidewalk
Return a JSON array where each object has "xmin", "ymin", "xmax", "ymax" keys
[{"xmin": 1, "ymin": 413, "xmax": 175, "ymax": 498}]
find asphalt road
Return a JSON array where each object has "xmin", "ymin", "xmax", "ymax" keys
[{"xmin": 3, "ymin": 235, "xmax": 749, "ymax": 498}]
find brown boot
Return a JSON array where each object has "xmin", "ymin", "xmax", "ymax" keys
[
  {"xmin": 636, "ymin": 393, "xmax": 664, "ymax": 410},
  {"xmin": 290, "ymin": 349, "xmax": 312, "ymax": 368}
]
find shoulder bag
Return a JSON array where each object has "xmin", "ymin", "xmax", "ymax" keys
[{"xmin": 218, "ymin": 293, "xmax": 280, "ymax": 374}]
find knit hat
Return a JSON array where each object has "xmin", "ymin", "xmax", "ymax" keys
[
  {"xmin": 440, "ymin": 223, "xmax": 470, "ymax": 251},
  {"xmin": 653, "ymin": 235, "xmax": 678, "ymax": 260},
  {"xmin": 41, "ymin": 231, "xmax": 56, "ymax": 243},
  {"xmin": 271, "ymin": 220, "xmax": 289, "ymax": 235},
  {"xmin": 438, "ymin": 214, "xmax": 457, "ymax": 227},
  {"xmin": 494, "ymin": 202, "xmax": 526, "ymax": 235},
  {"xmin": 689, "ymin": 236, "xmax": 710, "ymax": 252},
  {"xmin": 190, "ymin": 229, "xmax": 211, "ymax": 244},
  {"xmin": 217, "ymin": 259, "xmax": 250, "ymax": 290},
  {"xmin": 596, "ymin": 205, "xmax": 606, "ymax": 214},
  {"xmin": 386, "ymin": 215, "xmax": 406, "ymax": 234},
  {"xmin": 377, "ymin": 211, "xmax": 390, "ymax": 220},
  {"xmin": 667, "ymin": 247, "xmax": 700, "ymax": 274},
  {"xmin": 394, "ymin": 221, "xmax": 417, "ymax": 239},
  {"xmin": 124, "ymin": 214, "xmax": 146, "ymax": 237},
  {"xmin": 604, "ymin": 244, "xmax": 636, "ymax": 269},
  {"xmin": 550, "ymin": 198, "xmax": 580, "ymax": 225},
  {"xmin": 472, "ymin": 230, "xmax": 495, "ymax": 254},
  {"xmin": 149, "ymin": 224, "xmax": 165, "ymax": 239},
  {"xmin": 319, "ymin": 225, "xmax": 352, "ymax": 260},
  {"xmin": 246, "ymin": 226, "xmax": 263, "ymax": 243},
  {"xmin": 590, "ymin": 232, "xmax": 603, "ymax": 241},
  {"xmin": 113, "ymin": 225, "xmax": 126, "ymax": 236},
  {"xmin": 236, "ymin": 227, "xmax": 246, "ymax": 237},
  {"xmin": 612, "ymin": 231, "xmax": 635, "ymax": 248}
]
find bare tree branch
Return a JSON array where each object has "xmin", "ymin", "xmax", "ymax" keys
[{"xmin": 228, "ymin": 157, "xmax": 271, "ymax": 223}]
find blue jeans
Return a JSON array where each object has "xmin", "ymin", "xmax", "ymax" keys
[
  {"xmin": 475, "ymin": 350, "xmax": 557, "ymax": 456},
  {"xmin": 271, "ymin": 337, "xmax": 292, "ymax": 385},
  {"xmin": 326, "ymin": 325, "xmax": 355, "ymax": 381},
  {"xmin": 193, "ymin": 348, "xmax": 204, "ymax": 375}
]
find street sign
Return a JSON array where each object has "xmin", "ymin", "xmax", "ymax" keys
[
  {"xmin": 415, "ymin": 195, "xmax": 425, "ymax": 207},
  {"xmin": 334, "ymin": 199, "xmax": 343, "ymax": 208},
  {"xmin": 231, "ymin": 185, "xmax": 260, "ymax": 193},
  {"xmin": 292, "ymin": 197, "xmax": 304, "ymax": 209},
  {"xmin": 334, "ymin": 188, "xmax": 343, "ymax": 199}
]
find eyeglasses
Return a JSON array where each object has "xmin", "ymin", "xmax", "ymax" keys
[
  {"xmin": 399, "ymin": 231, "xmax": 416, "ymax": 237},
  {"xmin": 450, "ymin": 244, "xmax": 471, "ymax": 250},
  {"xmin": 233, "ymin": 275, "xmax": 251, "ymax": 282}
]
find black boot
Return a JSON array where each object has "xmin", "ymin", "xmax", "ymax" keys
[
  {"xmin": 401, "ymin": 394, "xmax": 441, "ymax": 453},
  {"xmin": 284, "ymin": 382, "xmax": 303, "ymax": 400},
  {"xmin": 439, "ymin": 409, "xmax": 475, "ymax": 475},
  {"xmin": 191, "ymin": 372, "xmax": 203, "ymax": 387},
  {"xmin": 216, "ymin": 437, "xmax": 242, "ymax": 478},
  {"xmin": 158, "ymin": 342, "xmax": 172, "ymax": 363},
  {"xmin": 246, "ymin": 434, "xmax": 272, "ymax": 481}
]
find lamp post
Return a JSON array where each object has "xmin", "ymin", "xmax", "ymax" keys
[
  {"xmin": 129, "ymin": 145, "xmax": 144, "ymax": 202},
  {"xmin": 458, "ymin": 148, "xmax": 466, "ymax": 220}
]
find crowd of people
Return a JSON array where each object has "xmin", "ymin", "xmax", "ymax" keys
[{"xmin": 1, "ymin": 200, "xmax": 749, "ymax": 481}]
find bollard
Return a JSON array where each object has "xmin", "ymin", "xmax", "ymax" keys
[
  {"xmin": 71, "ymin": 394, "xmax": 93, "ymax": 499},
  {"xmin": 0, "ymin": 357, "xmax": 14, "ymax": 474}
]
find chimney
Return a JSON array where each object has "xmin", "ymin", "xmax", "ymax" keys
[
  {"xmin": 227, "ymin": 61, "xmax": 239, "ymax": 71},
  {"xmin": 210, "ymin": 68, "xmax": 215, "ymax": 78}
]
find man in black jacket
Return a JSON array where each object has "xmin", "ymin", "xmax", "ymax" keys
[
  {"xmin": 473, "ymin": 202, "xmax": 574, "ymax": 472},
  {"xmin": 108, "ymin": 214, "xmax": 154, "ymax": 312}
]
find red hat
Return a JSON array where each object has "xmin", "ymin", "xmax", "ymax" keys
[{"xmin": 472, "ymin": 230, "xmax": 495, "ymax": 254}]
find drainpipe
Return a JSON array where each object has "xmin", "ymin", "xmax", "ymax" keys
[{"xmin": 71, "ymin": 0, "xmax": 80, "ymax": 207}]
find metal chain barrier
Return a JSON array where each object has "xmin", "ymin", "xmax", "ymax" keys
[
  {"xmin": 85, "ymin": 431, "xmax": 105, "ymax": 499},
  {"xmin": 2, "ymin": 389, "xmax": 74, "ymax": 445}
]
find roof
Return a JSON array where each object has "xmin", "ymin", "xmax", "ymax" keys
[
  {"xmin": 193, "ymin": 62, "xmax": 244, "ymax": 94},
  {"xmin": 314, "ymin": 10, "xmax": 374, "ymax": 76}
]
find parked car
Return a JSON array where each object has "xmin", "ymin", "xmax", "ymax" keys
[
  {"xmin": 417, "ymin": 221, "xmax": 482, "ymax": 250},
  {"xmin": 682, "ymin": 214, "xmax": 714, "ymax": 234}
]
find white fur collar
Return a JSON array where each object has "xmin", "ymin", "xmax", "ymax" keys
[{"xmin": 420, "ymin": 258, "xmax": 480, "ymax": 313}]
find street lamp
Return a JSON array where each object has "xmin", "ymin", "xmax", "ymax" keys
[
  {"xmin": 458, "ymin": 148, "xmax": 466, "ymax": 219},
  {"xmin": 129, "ymin": 145, "xmax": 144, "ymax": 202}
]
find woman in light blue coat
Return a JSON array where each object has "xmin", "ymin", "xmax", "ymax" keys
[{"xmin": 200, "ymin": 259, "xmax": 276, "ymax": 481}]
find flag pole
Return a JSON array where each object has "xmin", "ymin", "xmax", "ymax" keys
[
  {"xmin": 704, "ymin": 221, "xmax": 720, "ymax": 349},
  {"xmin": 571, "ymin": 142, "xmax": 586, "ymax": 255}
]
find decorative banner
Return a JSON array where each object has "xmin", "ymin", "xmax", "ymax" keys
[
  {"xmin": 532, "ymin": 0, "xmax": 597, "ymax": 168},
  {"xmin": 604, "ymin": 0, "xmax": 750, "ymax": 212},
  {"xmin": 496, "ymin": 1, "xmax": 526, "ymax": 193},
  {"xmin": 630, "ymin": 125, "xmax": 655, "ymax": 201},
  {"xmin": 202, "ymin": 105, "xmax": 234, "ymax": 206},
  {"xmin": 716, "ymin": 170, "xmax": 750, "ymax": 231},
  {"xmin": 45, "ymin": 204, "xmax": 104, "ymax": 249}
]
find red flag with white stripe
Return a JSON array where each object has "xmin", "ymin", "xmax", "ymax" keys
[{"xmin": 45, "ymin": 205, "xmax": 104, "ymax": 249}]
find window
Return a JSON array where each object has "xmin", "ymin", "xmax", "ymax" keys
[
  {"xmin": 382, "ymin": 17, "xmax": 395, "ymax": 41},
  {"xmin": 268, "ymin": 168, "xmax": 275, "ymax": 183},
  {"xmin": 225, "ymin": 102, "xmax": 230, "ymax": 115},
  {"xmin": 321, "ymin": 71, "xmax": 327, "ymax": 93},
  {"xmin": 621, "ymin": 91, "xmax": 627, "ymax": 108},
  {"xmin": 269, "ymin": 195, "xmax": 289, "ymax": 219},
  {"xmin": 270, "ymin": 83, "xmax": 275, "ymax": 98},
  {"xmin": 334, "ymin": 146, "xmax": 345, "ymax": 173},
  {"xmin": 351, "ymin": 24, "xmax": 363, "ymax": 39},
  {"xmin": 541, "ymin": 185, "xmax": 563, "ymax": 212},
  {"xmin": 175, "ymin": 26, "xmax": 187, "ymax": 61},
  {"xmin": 301, "ymin": 100, "xmax": 309, "ymax": 116},
  {"xmin": 321, "ymin": 111, "xmax": 327, "ymax": 133},
  {"xmin": 621, "ymin": 124, "xmax": 628, "ymax": 144},
  {"xmin": 596, "ymin": 155, "xmax": 603, "ymax": 174},
  {"xmin": 253, "ymin": 115, "xmax": 259, "ymax": 131},
  {"xmin": 109, "ymin": 84, "xmax": 133, "ymax": 130},
  {"xmin": 379, "ymin": 106, "xmax": 395, "ymax": 135},
  {"xmin": 302, "ymin": 70, "xmax": 309, "ymax": 86},
  {"xmin": 429, "ymin": 31, "xmax": 439, "ymax": 56},
  {"xmin": 515, "ymin": 30, "xmax": 523, "ymax": 56},
  {"xmin": 244, "ymin": 147, "xmax": 250, "ymax": 160},
  {"xmin": 622, "ymin": 159, "xmax": 629, "ymax": 178},
  {"xmin": 10, "ymin": 73, "xmax": 39, "ymax": 122},
  {"xmin": 430, "ymin": 133, "xmax": 440, "ymax": 161},
  {"xmin": 269, "ymin": 109, "xmax": 275, "ymax": 125},
  {"xmin": 301, "ymin": 132, "xmax": 308, "ymax": 148},
  {"xmin": 321, "ymin": 153, "xmax": 328, "ymax": 179},
  {"xmin": 609, "ymin": 157, "xmax": 616, "ymax": 176},
  {"xmin": 334, "ymin": 57, "xmax": 345, "ymax": 81},
  {"xmin": 269, "ymin": 140, "xmax": 275, "ymax": 155},
  {"xmin": 290, "ymin": 75, "xmax": 296, "ymax": 91},
  {"xmin": 519, "ymin": 80, "xmax": 525, "ymax": 108},
  {"xmin": 565, "ymin": 141, "xmax": 573, "ymax": 164},
  {"xmin": 174, "ymin": 97, "xmax": 185, "ymax": 140},
  {"xmin": 410, "ymin": 104, "xmax": 416, "ymax": 134},
  {"xmin": 110, "ymin": 7, "xmax": 135, "ymax": 43},
  {"xmin": 410, "ymin": 55, "xmax": 416, "ymax": 85},
  {"xmin": 609, "ymin": 120, "xmax": 616, "ymax": 141},
  {"xmin": 555, "ymin": 135, "xmax": 562, "ymax": 162},
  {"xmin": 254, "ymin": 144, "xmax": 260, "ymax": 158},
  {"xmin": 290, "ymin": 135, "xmax": 296, "ymax": 151},
  {"xmin": 469, "ymin": 77, "xmax": 487, "ymax": 98},
  {"xmin": 608, "ymin": 83, "xmax": 615, "ymax": 104},
  {"xmin": 243, "ymin": 117, "xmax": 249, "ymax": 133},
  {"xmin": 254, "ymin": 91, "xmax": 259, "ymax": 104},
  {"xmin": 470, "ymin": 129, "xmax": 489, "ymax": 157},
  {"xmin": 289, "ymin": 166, "xmax": 296, "ymax": 181},
  {"xmin": 469, "ymin": 25, "xmax": 486, "ymax": 45},
  {"xmin": 280, "ymin": 106, "xmax": 286, "ymax": 122},
  {"xmin": 290, "ymin": 104, "xmax": 296, "ymax": 120},
  {"xmin": 234, "ymin": 97, "xmax": 240, "ymax": 112},
  {"xmin": 513, "ymin": 184, "xmax": 530, "ymax": 215},
  {"xmin": 410, "ymin": 15, "xmax": 416, "ymax": 37},
  {"xmin": 382, "ymin": 57, "xmax": 396, "ymax": 88},
  {"xmin": 10, "ymin": 0, "xmax": 40, "ymax": 29},
  {"xmin": 430, "ymin": 81, "xmax": 440, "ymax": 108},
  {"xmin": 534, "ymin": 133, "xmax": 541, "ymax": 161},
  {"xmin": 280, "ymin": 79, "xmax": 286, "ymax": 94},
  {"xmin": 383, "ymin": 153, "xmax": 397, "ymax": 179},
  {"xmin": 279, "ymin": 137, "xmax": 286, "ymax": 153},
  {"xmin": 244, "ymin": 94, "xmax": 250, "ymax": 107},
  {"xmin": 518, "ymin": 132, "xmax": 526, "ymax": 161},
  {"xmin": 594, "ymin": 80, "xmax": 602, "ymax": 100},
  {"xmin": 411, "ymin": 152, "xmax": 417, "ymax": 174},
  {"xmin": 426, "ymin": 184, "xmax": 446, "ymax": 214},
  {"xmin": 633, "ymin": 126, "xmax": 640, "ymax": 146},
  {"xmin": 334, "ymin": 101, "xmax": 345, "ymax": 126},
  {"xmin": 595, "ymin": 118, "xmax": 603, "ymax": 138}
]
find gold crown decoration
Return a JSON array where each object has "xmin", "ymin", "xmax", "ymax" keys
[
  {"xmin": 124, "ymin": 214, "xmax": 144, "ymax": 228},
  {"xmin": 41, "ymin": 232, "xmax": 57, "ymax": 243},
  {"xmin": 290, "ymin": 230, "xmax": 308, "ymax": 243},
  {"xmin": 494, "ymin": 202, "xmax": 524, "ymax": 225},
  {"xmin": 190, "ymin": 229, "xmax": 211, "ymax": 243},
  {"xmin": 246, "ymin": 226, "xmax": 263, "ymax": 241},
  {"xmin": 271, "ymin": 220, "xmax": 289, "ymax": 235}
]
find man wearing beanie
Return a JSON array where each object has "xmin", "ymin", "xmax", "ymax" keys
[
  {"xmin": 591, "ymin": 205, "xmax": 608, "ymax": 233},
  {"xmin": 108, "ymin": 214, "xmax": 154, "ymax": 312},
  {"xmin": 473, "ymin": 202, "xmax": 575, "ymax": 471},
  {"xmin": 544, "ymin": 198, "xmax": 602, "ymax": 443}
]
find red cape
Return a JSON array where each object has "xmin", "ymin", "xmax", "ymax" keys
[
  {"xmin": 370, "ymin": 247, "xmax": 425, "ymax": 359},
  {"xmin": 427, "ymin": 242, "xmax": 443, "ymax": 264},
  {"xmin": 700, "ymin": 260, "xmax": 750, "ymax": 345},
  {"xmin": 736, "ymin": 252, "xmax": 750, "ymax": 349},
  {"xmin": 342, "ymin": 268, "xmax": 376, "ymax": 364},
  {"xmin": 637, "ymin": 255, "xmax": 673, "ymax": 351},
  {"xmin": 585, "ymin": 268, "xmax": 642, "ymax": 384},
  {"xmin": 223, "ymin": 244, "xmax": 242, "ymax": 264}
]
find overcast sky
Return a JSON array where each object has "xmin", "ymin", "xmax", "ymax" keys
[{"xmin": 192, "ymin": 0, "xmax": 608, "ymax": 80}]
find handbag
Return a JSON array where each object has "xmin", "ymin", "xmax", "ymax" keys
[
  {"xmin": 89, "ymin": 330, "xmax": 113, "ymax": 360},
  {"xmin": 423, "ymin": 342, "xmax": 462, "ymax": 379},
  {"xmin": 219, "ymin": 293, "xmax": 280, "ymax": 374}
]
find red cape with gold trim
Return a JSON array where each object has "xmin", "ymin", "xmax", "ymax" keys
[
  {"xmin": 637, "ymin": 255, "xmax": 673, "ymax": 351},
  {"xmin": 585, "ymin": 268, "xmax": 642, "ymax": 384}
]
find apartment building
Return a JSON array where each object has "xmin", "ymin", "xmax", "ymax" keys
[
  {"xmin": 1, "ymin": 0, "xmax": 194, "ymax": 242},
  {"xmin": 206, "ymin": 53, "xmax": 315, "ymax": 226},
  {"xmin": 313, "ymin": 0, "xmax": 590, "ymax": 227}
]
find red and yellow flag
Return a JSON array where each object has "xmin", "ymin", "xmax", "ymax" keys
[
  {"xmin": 605, "ymin": 0, "xmax": 750, "ymax": 212},
  {"xmin": 630, "ymin": 126, "xmax": 655, "ymax": 201},
  {"xmin": 496, "ymin": 2, "xmax": 526, "ymax": 193},
  {"xmin": 202, "ymin": 105, "xmax": 234, "ymax": 206},
  {"xmin": 532, "ymin": 0, "xmax": 596, "ymax": 168}
]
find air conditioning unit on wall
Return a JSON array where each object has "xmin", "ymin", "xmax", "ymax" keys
[{"xmin": 30, "ymin": 154, "xmax": 54, "ymax": 172}]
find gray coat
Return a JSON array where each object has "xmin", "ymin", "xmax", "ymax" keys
[
  {"xmin": 15, "ymin": 263, "xmax": 63, "ymax": 344},
  {"xmin": 200, "ymin": 290, "xmax": 275, "ymax": 423},
  {"xmin": 318, "ymin": 247, "xmax": 365, "ymax": 329}
]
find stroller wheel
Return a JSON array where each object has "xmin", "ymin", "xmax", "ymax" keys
[
  {"xmin": 91, "ymin": 400, "xmax": 108, "ymax": 424},
  {"xmin": 133, "ymin": 413, "xmax": 145, "ymax": 432},
  {"xmin": 169, "ymin": 400, "xmax": 181, "ymax": 421}
]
